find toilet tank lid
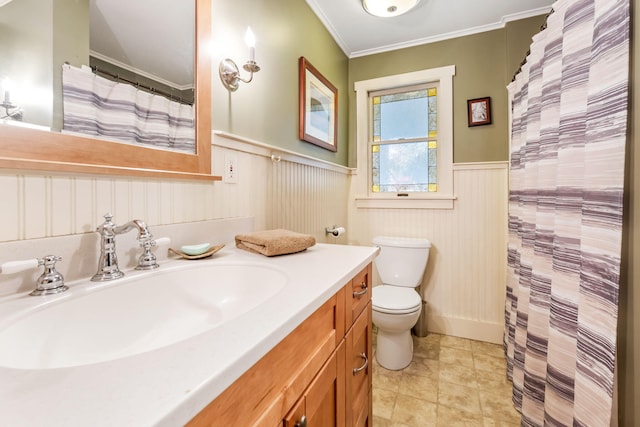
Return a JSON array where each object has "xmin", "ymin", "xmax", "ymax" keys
[{"xmin": 372, "ymin": 236, "xmax": 432, "ymax": 248}]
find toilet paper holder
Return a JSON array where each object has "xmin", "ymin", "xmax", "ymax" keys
[{"xmin": 325, "ymin": 226, "xmax": 345, "ymax": 238}]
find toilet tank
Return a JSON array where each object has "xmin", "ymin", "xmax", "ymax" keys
[{"xmin": 372, "ymin": 236, "xmax": 431, "ymax": 287}]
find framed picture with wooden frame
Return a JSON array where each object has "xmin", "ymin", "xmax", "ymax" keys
[
  {"xmin": 299, "ymin": 57, "xmax": 338, "ymax": 152},
  {"xmin": 467, "ymin": 97, "xmax": 492, "ymax": 127}
]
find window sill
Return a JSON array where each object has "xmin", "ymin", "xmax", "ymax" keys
[{"xmin": 354, "ymin": 195, "xmax": 456, "ymax": 210}]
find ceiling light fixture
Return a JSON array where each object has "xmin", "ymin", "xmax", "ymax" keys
[{"xmin": 362, "ymin": 0, "xmax": 420, "ymax": 17}]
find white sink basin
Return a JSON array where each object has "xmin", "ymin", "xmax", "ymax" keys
[{"xmin": 0, "ymin": 262, "xmax": 288, "ymax": 370}]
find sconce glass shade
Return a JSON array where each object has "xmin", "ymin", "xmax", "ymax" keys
[
  {"xmin": 0, "ymin": 0, "xmax": 14, "ymax": 7},
  {"xmin": 362, "ymin": 0, "xmax": 420, "ymax": 17}
]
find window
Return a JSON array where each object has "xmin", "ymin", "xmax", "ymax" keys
[
  {"xmin": 370, "ymin": 84, "xmax": 439, "ymax": 193},
  {"xmin": 354, "ymin": 65, "xmax": 455, "ymax": 209}
]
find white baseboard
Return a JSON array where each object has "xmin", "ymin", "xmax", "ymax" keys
[{"xmin": 426, "ymin": 314, "xmax": 504, "ymax": 344}]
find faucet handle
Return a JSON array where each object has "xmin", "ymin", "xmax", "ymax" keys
[
  {"xmin": 32, "ymin": 255, "xmax": 68, "ymax": 296},
  {"xmin": 0, "ymin": 255, "xmax": 68, "ymax": 296},
  {"xmin": 0, "ymin": 258, "xmax": 40, "ymax": 275},
  {"xmin": 135, "ymin": 238, "xmax": 164, "ymax": 271}
]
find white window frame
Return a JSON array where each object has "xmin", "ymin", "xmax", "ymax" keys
[{"xmin": 354, "ymin": 65, "xmax": 456, "ymax": 209}]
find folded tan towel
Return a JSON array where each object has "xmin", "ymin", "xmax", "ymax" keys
[{"xmin": 235, "ymin": 229, "xmax": 316, "ymax": 257}]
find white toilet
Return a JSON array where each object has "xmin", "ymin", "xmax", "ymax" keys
[{"xmin": 372, "ymin": 236, "xmax": 431, "ymax": 370}]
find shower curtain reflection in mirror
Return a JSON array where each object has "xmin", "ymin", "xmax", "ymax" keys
[{"xmin": 62, "ymin": 64, "xmax": 195, "ymax": 153}]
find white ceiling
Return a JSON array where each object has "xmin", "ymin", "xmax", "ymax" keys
[{"xmin": 306, "ymin": 0, "xmax": 554, "ymax": 58}]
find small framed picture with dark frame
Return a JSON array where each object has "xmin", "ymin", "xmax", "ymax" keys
[{"xmin": 467, "ymin": 97, "xmax": 492, "ymax": 127}]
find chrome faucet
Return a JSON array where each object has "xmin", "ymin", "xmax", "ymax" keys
[{"xmin": 91, "ymin": 213, "xmax": 158, "ymax": 282}]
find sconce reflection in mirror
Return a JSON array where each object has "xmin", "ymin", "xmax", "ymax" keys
[
  {"xmin": 219, "ymin": 27, "xmax": 261, "ymax": 92},
  {"xmin": 1, "ymin": 78, "xmax": 23, "ymax": 121}
]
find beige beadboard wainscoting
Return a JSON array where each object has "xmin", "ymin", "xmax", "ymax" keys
[
  {"xmin": 0, "ymin": 174, "xmax": 219, "ymax": 242},
  {"xmin": 212, "ymin": 131, "xmax": 352, "ymax": 244},
  {"xmin": 0, "ymin": 131, "xmax": 352, "ymax": 245},
  {"xmin": 348, "ymin": 162, "xmax": 509, "ymax": 343}
]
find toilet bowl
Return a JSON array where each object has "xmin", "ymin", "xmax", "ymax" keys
[{"xmin": 371, "ymin": 236, "xmax": 431, "ymax": 370}]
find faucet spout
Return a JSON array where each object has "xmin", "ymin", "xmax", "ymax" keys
[
  {"xmin": 113, "ymin": 219, "xmax": 153, "ymax": 241},
  {"xmin": 91, "ymin": 214, "xmax": 154, "ymax": 282}
]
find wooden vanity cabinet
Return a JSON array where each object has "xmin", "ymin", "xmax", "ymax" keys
[
  {"xmin": 187, "ymin": 264, "xmax": 372, "ymax": 427},
  {"xmin": 345, "ymin": 264, "xmax": 372, "ymax": 427}
]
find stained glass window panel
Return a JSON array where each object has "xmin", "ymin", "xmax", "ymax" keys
[
  {"xmin": 428, "ymin": 147, "xmax": 437, "ymax": 167},
  {"xmin": 369, "ymin": 84, "xmax": 438, "ymax": 193},
  {"xmin": 428, "ymin": 166, "xmax": 437, "ymax": 184},
  {"xmin": 428, "ymin": 95, "xmax": 437, "ymax": 113}
]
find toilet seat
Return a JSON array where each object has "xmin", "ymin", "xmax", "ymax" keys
[{"xmin": 372, "ymin": 285, "xmax": 421, "ymax": 314}]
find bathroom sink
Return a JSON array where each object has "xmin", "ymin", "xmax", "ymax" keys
[{"xmin": 0, "ymin": 262, "xmax": 288, "ymax": 370}]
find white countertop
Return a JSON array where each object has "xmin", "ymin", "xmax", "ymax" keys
[{"xmin": 0, "ymin": 243, "xmax": 378, "ymax": 426}]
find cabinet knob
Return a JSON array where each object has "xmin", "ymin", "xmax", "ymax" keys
[
  {"xmin": 295, "ymin": 415, "xmax": 307, "ymax": 427},
  {"xmin": 353, "ymin": 352, "xmax": 368, "ymax": 375},
  {"xmin": 353, "ymin": 282, "xmax": 368, "ymax": 298}
]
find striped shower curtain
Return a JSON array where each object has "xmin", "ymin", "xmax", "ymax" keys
[
  {"xmin": 504, "ymin": 0, "xmax": 629, "ymax": 425},
  {"xmin": 62, "ymin": 64, "xmax": 195, "ymax": 153}
]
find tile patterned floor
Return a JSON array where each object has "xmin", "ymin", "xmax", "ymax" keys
[{"xmin": 372, "ymin": 332, "xmax": 522, "ymax": 426}]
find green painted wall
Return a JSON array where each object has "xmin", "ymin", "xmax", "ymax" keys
[
  {"xmin": 211, "ymin": 0, "xmax": 349, "ymax": 166},
  {"xmin": 505, "ymin": 15, "xmax": 546, "ymax": 82},
  {"xmin": 348, "ymin": 15, "xmax": 546, "ymax": 166}
]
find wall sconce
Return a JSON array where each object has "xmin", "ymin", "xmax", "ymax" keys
[
  {"xmin": 219, "ymin": 27, "xmax": 261, "ymax": 92},
  {"xmin": 1, "ymin": 77, "xmax": 22, "ymax": 121}
]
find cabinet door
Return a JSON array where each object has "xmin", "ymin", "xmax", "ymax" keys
[
  {"xmin": 345, "ymin": 302, "xmax": 372, "ymax": 427},
  {"xmin": 283, "ymin": 342, "xmax": 346, "ymax": 427}
]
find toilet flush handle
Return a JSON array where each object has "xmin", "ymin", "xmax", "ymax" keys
[{"xmin": 353, "ymin": 282, "xmax": 368, "ymax": 298}]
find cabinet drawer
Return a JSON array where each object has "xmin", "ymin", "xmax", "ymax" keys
[
  {"xmin": 345, "ymin": 265, "xmax": 371, "ymax": 328},
  {"xmin": 188, "ymin": 290, "xmax": 345, "ymax": 427}
]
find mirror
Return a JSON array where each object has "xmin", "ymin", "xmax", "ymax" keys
[{"xmin": 0, "ymin": 0, "xmax": 214, "ymax": 179}]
